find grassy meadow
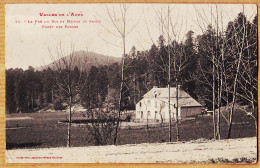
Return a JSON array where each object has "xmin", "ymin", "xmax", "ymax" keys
[{"xmin": 6, "ymin": 108, "xmax": 256, "ymax": 149}]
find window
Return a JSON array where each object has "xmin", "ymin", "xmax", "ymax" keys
[
  {"xmin": 148, "ymin": 111, "xmax": 151, "ymax": 117},
  {"xmin": 141, "ymin": 111, "xmax": 143, "ymax": 118},
  {"xmin": 154, "ymin": 91, "xmax": 157, "ymax": 98},
  {"xmin": 139, "ymin": 102, "xmax": 142, "ymax": 107},
  {"xmin": 147, "ymin": 100, "xmax": 151, "ymax": 107}
]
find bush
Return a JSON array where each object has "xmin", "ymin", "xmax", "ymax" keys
[
  {"xmin": 126, "ymin": 114, "xmax": 132, "ymax": 122},
  {"xmin": 86, "ymin": 109, "xmax": 116, "ymax": 146},
  {"xmin": 53, "ymin": 100, "xmax": 66, "ymax": 110}
]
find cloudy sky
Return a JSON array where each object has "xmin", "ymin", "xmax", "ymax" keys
[{"xmin": 5, "ymin": 4, "xmax": 257, "ymax": 69}]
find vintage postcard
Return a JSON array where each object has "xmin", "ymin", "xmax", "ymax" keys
[{"xmin": 4, "ymin": 3, "xmax": 258, "ymax": 163}]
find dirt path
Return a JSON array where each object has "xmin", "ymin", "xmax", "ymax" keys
[{"xmin": 6, "ymin": 137, "xmax": 257, "ymax": 163}]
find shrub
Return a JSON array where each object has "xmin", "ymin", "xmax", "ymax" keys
[
  {"xmin": 126, "ymin": 114, "xmax": 131, "ymax": 122},
  {"xmin": 85, "ymin": 109, "xmax": 116, "ymax": 146},
  {"xmin": 53, "ymin": 100, "xmax": 66, "ymax": 110}
]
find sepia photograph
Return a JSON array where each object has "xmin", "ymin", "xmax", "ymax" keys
[{"xmin": 4, "ymin": 3, "xmax": 258, "ymax": 163}]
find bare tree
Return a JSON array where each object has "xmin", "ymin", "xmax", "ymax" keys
[
  {"xmin": 194, "ymin": 5, "xmax": 257, "ymax": 139},
  {"xmin": 194, "ymin": 5, "xmax": 231, "ymax": 140},
  {"xmin": 98, "ymin": 4, "xmax": 140, "ymax": 145},
  {"xmin": 237, "ymin": 23, "xmax": 257, "ymax": 136},
  {"xmin": 150, "ymin": 5, "xmax": 192, "ymax": 142},
  {"xmin": 46, "ymin": 43, "xmax": 88, "ymax": 147},
  {"xmin": 167, "ymin": 5, "xmax": 173, "ymax": 142},
  {"xmin": 227, "ymin": 7, "xmax": 250, "ymax": 139}
]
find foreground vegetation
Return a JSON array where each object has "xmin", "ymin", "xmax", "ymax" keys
[{"xmin": 206, "ymin": 157, "xmax": 256, "ymax": 164}]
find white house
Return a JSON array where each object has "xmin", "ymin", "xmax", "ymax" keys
[{"xmin": 135, "ymin": 86, "xmax": 202, "ymax": 122}]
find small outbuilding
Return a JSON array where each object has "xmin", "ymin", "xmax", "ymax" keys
[{"xmin": 135, "ymin": 86, "xmax": 202, "ymax": 122}]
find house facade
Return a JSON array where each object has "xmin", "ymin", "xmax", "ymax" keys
[{"xmin": 135, "ymin": 86, "xmax": 202, "ymax": 122}]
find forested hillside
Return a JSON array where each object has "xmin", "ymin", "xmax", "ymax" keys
[{"xmin": 6, "ymin": 13, "xmax": 257, "ymax": 116}]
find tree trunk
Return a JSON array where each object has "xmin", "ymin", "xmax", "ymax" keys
[
  {"xmin": 168, "ymin": 81, "xmax": 171, "ymax": 142},
  {"xmin": 147, "ymin": 110, "xmax": 149, "ymax": 129},
  {"xmin": 212, "ymin": 41, "xmax": 216, "ymax": 140},
  {"xmin": 51, "ymin": 88, "xmax": 54, "ymax": 103},
  {"xmin": 67, "ymin": 95, "xmax": 72, "ymax": 147},
  {"xmin": 176, "ymin": 84, "xmax": 179, "ymax": 141},
  {"xmin": 251, "ymin": 104, "xmax": 257, "ymax": 137},
  {"xmin": 167, "ymin": 5, "xmax": 172, "ymax": 142},
  {"xmin": 67, "ymin": 69, "xmax": 72, "ymax": 147},
  {"xmin": 250, "ymin": 91, "xmax": 257, "ymax": 137},
  {"xmin": 31, "ymin": 97, "xmax": 34, "ymax": 111},
  {"xmin": 113, "ymin": 30, "xmax": 126, "ymax": 145},
  {"xmin": 216, "ymin": 5, "xmax": 221, "ymax": 140},
  {"xmin": 217, "ymin": 56, "xmax": 220, "ymax": 140},
  {"xmin": 227, "ymin": 45, "xmax": 244, "ymax": 139},
  {"xmin": 113, "ymin": 69, "xmax": 123, "ymax": 145},
  {"xmin": 227, "ymin": 9, "xmax": 245, "ymax": 139}
]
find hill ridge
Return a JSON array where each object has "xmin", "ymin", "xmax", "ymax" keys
[{"xmin": 35, "ymin": 51, "xmax": 120, "ymax": 71}]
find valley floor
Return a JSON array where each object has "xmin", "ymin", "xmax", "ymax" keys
[{"xmin": 6, "ymin": 137, "xmax": 257, "ymax": 163}]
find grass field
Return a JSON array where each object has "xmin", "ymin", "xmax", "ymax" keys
[{"xmin": 6, "ymin": 109, "xmax": 256, "ymax": 149}]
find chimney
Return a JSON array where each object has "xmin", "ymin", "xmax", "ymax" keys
[
  {"xmin": 178, "ymin": 85, "xmax": 182, "ymax": 90},
  {"xmin": 153, "ymin": 86, "xmax": 158, "ymax": 88},
  {"xmin": 177, "ymin": 85, "xmax": 182, "ymax": 97}
]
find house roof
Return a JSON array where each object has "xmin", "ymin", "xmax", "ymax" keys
[
  {"xmin": 142, "ymin": 86, "xmax": 202, "ymax": 107},
  {"xmin": 177, "ymin": 97, "xmax": 202, "ymax": 107},
  {"xmin": 143, "ymin": 87, "xmax": 189, "ymax": 98}
]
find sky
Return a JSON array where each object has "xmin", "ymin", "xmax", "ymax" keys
[{"xmin": 5, "ymin": 4, "xmax": 257, "ymax": 70}]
